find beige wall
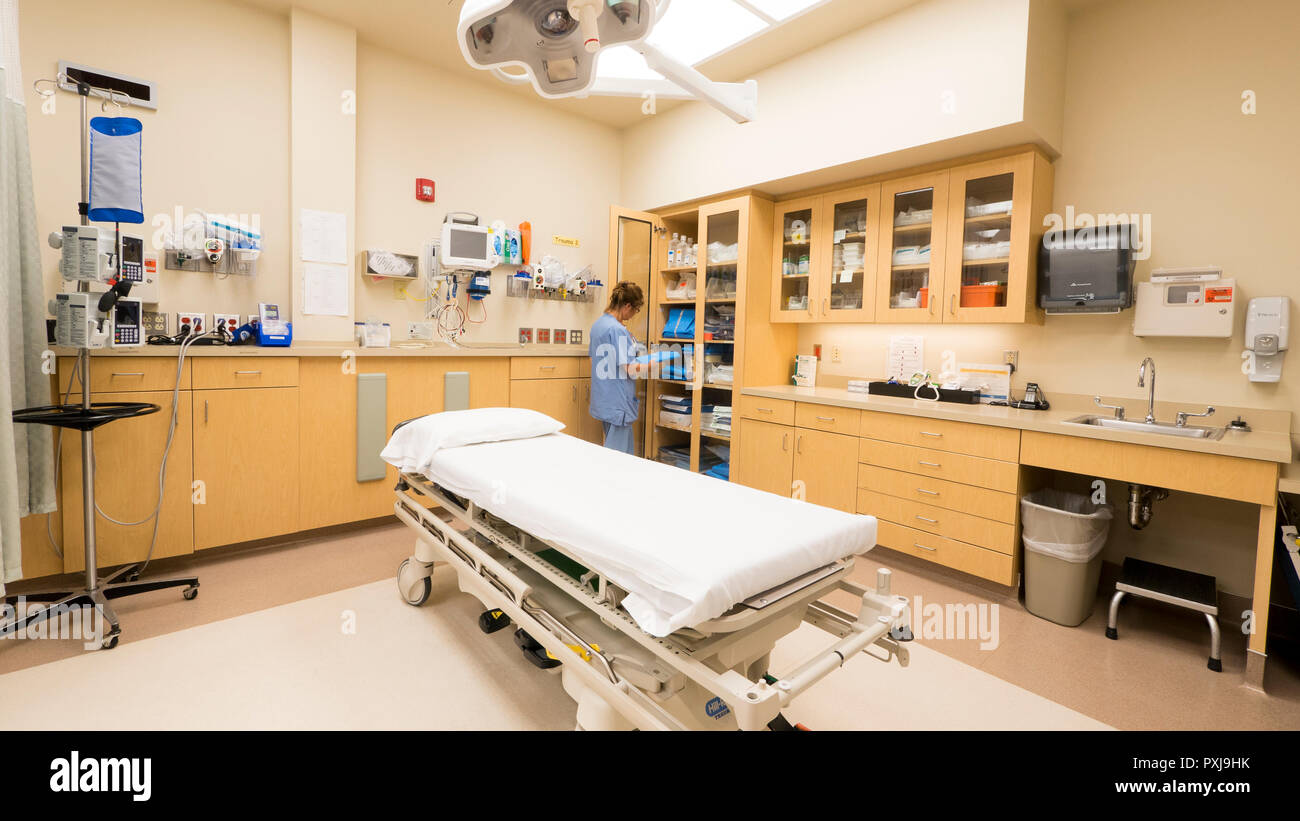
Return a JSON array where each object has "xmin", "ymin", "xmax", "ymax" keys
[
  {"xmin": 353, "ymin": 43, "xmax": 620, "ymax": 344},
  {"xmin": 620, "ymin": 0, "xmax": 1046, "ymax": 209},
  {"xmin": 802, "ymin": 0, "xmax": 1300, "ymax": 595},
  {"xmin": 21, "ymin": 0, "xmax": 293, "ymax": 320}
]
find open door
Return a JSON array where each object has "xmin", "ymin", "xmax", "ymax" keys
[{"xmin": 607, "ymin": 206, "xmax": 660, "ymax": 458}]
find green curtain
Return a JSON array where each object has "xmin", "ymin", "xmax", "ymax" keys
[{"xmin": 0, "ymin": 7, "xmax": 57, "ymax": 593}]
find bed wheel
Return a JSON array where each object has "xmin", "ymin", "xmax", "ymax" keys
[
  {"xmin": 478, "ymin": 609, "xmax": 512, "ymax": 634},
  {"xmin": 397, "ymin": 558, "xmax": 432, "ymax": 607}
]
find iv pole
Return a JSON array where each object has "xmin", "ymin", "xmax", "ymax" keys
[{"xmin": 2, "ymin": 75, "xmax": 199, "ymax": 650}]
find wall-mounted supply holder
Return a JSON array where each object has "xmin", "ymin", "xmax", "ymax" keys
[
  {"xmin": 165, "ymin": 248, "xmax": 259, "ymax": 277},
  {"xmin": 505, "ymin": 273, "xmax": 598, "ymax": 303},
  {"xmin": 362, "ymin": 250, "xmax": 420, "ymax": 284}
]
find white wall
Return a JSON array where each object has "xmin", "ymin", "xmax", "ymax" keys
[{"xmin": 620, "ymin": 0, "xmax": 1043, "ymax": 209}]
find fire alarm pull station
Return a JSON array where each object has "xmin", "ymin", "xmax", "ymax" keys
[{"xmin": 415, "ymin": 178, "xmax": 435, "ymax": 203}]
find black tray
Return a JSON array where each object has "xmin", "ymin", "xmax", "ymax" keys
[{"xmin": 867, "ymin": 382, "xmax": 981, "ymax": 404}]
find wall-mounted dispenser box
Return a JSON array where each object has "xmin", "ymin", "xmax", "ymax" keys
[
  {"xmin": 1133, "ymin": 267, "xmax": 1235, "ymax": 338},
  {"xmin": 1038, "ymin": 225, "xmax": 1137, "ymax": 314}
]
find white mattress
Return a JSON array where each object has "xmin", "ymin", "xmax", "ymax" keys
[{"xmin": 385, "ymin": 432, "xmax": 877, "ymax": 637}]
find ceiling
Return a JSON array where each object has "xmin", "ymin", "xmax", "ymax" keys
[{"xmin": 235, "ymin": 0, "xmax": 924, "ymax": 128}]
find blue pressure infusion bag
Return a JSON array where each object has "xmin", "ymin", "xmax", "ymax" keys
[{"xmin": 88, "ymin": 117, "xmax": 144, "ymax": 224}]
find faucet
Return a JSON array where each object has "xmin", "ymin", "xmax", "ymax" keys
[{"xmin": 1137, "ymin": 357, "xmax": 1156, "ymax": 424}]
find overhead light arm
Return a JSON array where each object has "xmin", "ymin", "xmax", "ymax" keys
[{"xmin": 632, "ymin": 42, "xmax": 757, "ymax": 124}]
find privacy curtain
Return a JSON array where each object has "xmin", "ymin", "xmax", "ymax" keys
[{"xmin": 0, "ymin": 0, "xmax": 56, "ymax": 593}]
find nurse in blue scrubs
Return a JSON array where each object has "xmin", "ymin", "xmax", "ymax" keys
[{"xmin": 589, "ymin": 282, "xmax": 646, "ymax": 454}]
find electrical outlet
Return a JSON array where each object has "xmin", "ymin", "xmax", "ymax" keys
[
  {"xmin": 831, "ymin": 346, "xmax": 842, "ymax": 363},
  {"xmin": 213, "ymin": 313, "xmax": 240, "ymax": 337},
  {"xmin": 176, "ymin": 312, "xmax": 206, "ymax": 335},
  {"xmin": 142, "ymin": 311, "xmax": 168, "ymax": 335},
  {"xmin": 408, "ymin": 321, "xmax": 433, "ymax": 341},
  {"xmin": 1003, "ymin": 349, "xmax": 1019, "ymax": 372}
]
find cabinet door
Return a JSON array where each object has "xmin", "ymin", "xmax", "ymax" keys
[
  {"xmin": 736, "ymin": 419, "xmax": 794, "ymax": 497},
  {"xmin": 814, "ymin": 185, "xmax": 881, "ymax": 323},
  {"xmin": 193, "ymin": 388, "xmax": 300, "ymax": 549},
  {"xmin": 579, "ymin": 379, "xmax": 605, "ymax": 445},
  {"xmin": 875, "ymin": 172, "xmax": 950, "ymax": 324},
  {"xmin": 942, "ymin": 152, "xmax": 1039, "ymax": 323},
  {"xmin": 771, "ymin": 196, "xmax": 822, "ymax": 323},
  {"xmin": 793, "ymin": 428, "xmax": 858, "ymax": 513},
  {"xmin": 61, "ymin": 389, "xmax": 194, "ymax": 571},
  {"xmin": 511, "ymin": 378, "xmax": 581, "ymax": 434}
]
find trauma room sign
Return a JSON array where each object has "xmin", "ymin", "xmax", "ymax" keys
[{"xmin": 552, "ymin": 235, "xmax": 580, "ymax": 248}]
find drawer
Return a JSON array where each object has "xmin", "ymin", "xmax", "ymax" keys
[
  {"xmin": 60, "ymin": 357, "xmax": 191, "ymax": 394},
  {"xmin": 859, "ymin": 438, "xmax": 1018, "ymax": 494},
  {"xmin": 739, "ymin": 395, "xmax": 795, "ymax": 425},
  {"xmin": 192, "ymin": 358, "xmax": 299, "ymax": 390},
  {"xmin": 875, "ymin": 520, "xmax": 1016, "ymax": 586},
  {"xmin": 795, "ymin": 403, "xmax": 861, "ymax": 436},
  {"xmin": 858, "ymin": 489, "xmax": 1016, "ymax": 555},
  {"xmin": 511, "ymin": 357, "xmax": 581, "ymax": 380},
  {"xmin": 859, "ymin": 410, "xmax": 1020, "ymax": 461},
  {"xmin": 857, "ymin": 463, "xmax": 1018, "ymax": 523}
]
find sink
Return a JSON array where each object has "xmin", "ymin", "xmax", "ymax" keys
[{"xmin": 1063, "ymin": 415, "xmax": 1226, "ymax": 440}]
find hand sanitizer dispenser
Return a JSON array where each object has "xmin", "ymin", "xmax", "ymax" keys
[{"xmin": 1245, "ymin": 296, "xmax": 1289, "ymax": 383}]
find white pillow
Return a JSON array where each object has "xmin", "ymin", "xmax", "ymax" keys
[{"xmin": 380, "ymin": 407, "xmax": 565, "ymax": 473}]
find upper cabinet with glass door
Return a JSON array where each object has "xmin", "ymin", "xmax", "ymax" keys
[
  {"xmin": 875, "ymin": 172, "xmax": 950, "ymax": 323},
  {"xmin": 941, "ymin": 152, "xmax": 1050, "ymax": 323},
  {"xmin": 770, "ymin": 197, "xmax": 821, "ymax": 323},
  {"xmin": 814, "ymin": 185, "xmax": 880, "ymax": 323}
]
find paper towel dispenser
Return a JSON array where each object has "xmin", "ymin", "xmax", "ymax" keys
[{"xmin": 1038, "ymin": 225, "xmax": 1137, "ymax": 313}]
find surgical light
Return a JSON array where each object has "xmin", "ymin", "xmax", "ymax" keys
[{"xmin": 457, "ymin": 0, "xmax": 758, "ymax": 123}]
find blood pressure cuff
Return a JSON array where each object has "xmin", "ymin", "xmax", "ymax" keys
[{"xmin": 88, "ymin": 116, "xmax": 144, "ymax": 224}]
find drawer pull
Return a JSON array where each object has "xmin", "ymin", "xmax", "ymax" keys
[
  {"xmin": 782, "ymin": 433, "xmax": 789, "ymax": 452},
  {"xmin": 234, "ymin": 370, "xmax": 262, "ymax": 376},
  {"xmin": 110, "ymin": 372, "xmax": 145, "ymax": 377},
  {"xmin": 816, "ymin": 416, "xmax": 836, "ymax": 422},
  {"xmin": 756, "ymin": 407, "xmax": 774, "ymax": 414},
  {"xmin": 540, "ymin": 365, "xmax": 557, "ymax": 370},
  {"xmin": 920, "ymin": 431, "xmax": 943, "ymax": 438},
  {"xmin": 915, "ymin": 515, "xmax": 939, "ymax": 524},
  {"xmin": 913, "ymin": 542, "xmax": 937, "ymax": 553},
  {"xmin": 916, "ymin": 488, "xmax": 940, "ymax": 496},
  {"xmin": 919, "ymin": 461, "xmax": 942, "ymax": 468}
]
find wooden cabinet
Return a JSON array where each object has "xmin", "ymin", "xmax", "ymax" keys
[
  {"xmin": 510, "ymin": 376, "xmax": 587, "ymax": 439},
  {"xmin": 793, "ymin": 427, "xmax": 858, "ymax": 513},
  {"xmin": 60, "ymin": 389, "xmax": 195, "ymax": 572},
  {"xmin": 193, "ymin": 387, "xmax": 300, "ymax": 549},
  {"xmin": 770, "ymin": 196, "xmax": 821, "ymax": 323},
  {"xmin": 876, "ymin": 170, "xmax": 951, "ymax": 324},
  {"xmin": 940, "ymin": 152, "xmax": 1050, "ymax": 324},
  {"xmin": 736, "ymin": 418, "xmax": 794, "ymax": 497},
  {"xmin": 579, "ymin": 380, "xmax": 605, "ymax": 445}
]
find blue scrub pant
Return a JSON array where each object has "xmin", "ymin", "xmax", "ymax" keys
[{"xmin": 602, "ymin": 422, "xmax": 635, "ymax": 455}]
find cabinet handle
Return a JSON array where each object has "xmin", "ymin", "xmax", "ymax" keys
[
  {"xmin": 572, "ymin": 385, "xmax": 578, "ymax": 402},
  {"xmin": 823, "ymin": 298, "xmax": 829, "ymax": 316},
  {"xmin": 204, "ymin": 400, "xmax": 208, "ymax": 424},
  {"xmin": 111, "ymin": 372, "xmax": 145, "ymax": 377},
  {"xmin": 796, "ymin": 435, "xmax": 803, "ymax": 455},
  {"xmin": 756, "ymin": 407, "xmax": 774, "ymax": 414},
  {"xmin": 950, "ymin": 294, "xmax": 957, "ymax": 315},
  {"xmin": 919, "ymin": 460, "xmax": 941, "ymax": 468},
  {"xmin": 916, "ymin": 488, "xmax": 940, "ymax": 496},
  {"xmin": 540, "ymin": 365, "xmax": 557, "ymax": 371},
  {"xmin": 816, "ymin": 416, "xmax": 835, "ymax": 423},
  {"xmin": 920, "ymin": 431, "xmax": 943, "ymax": 438},
  {"xmin": 782, "ymin": 433, "xmax": 789, "ymax": 452},
  {"xmin": 913, "ymin": 542, "xmax": 938, "ymax": 553},
  {"xmin": 915, "ymin": 515, "xmax": 939, "ymax": 524},
  {"xmin": 234, "ymin": 370, "xmax": 261, "ymax": 376}
]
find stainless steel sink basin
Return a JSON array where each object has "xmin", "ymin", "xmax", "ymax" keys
[{"xmin": 1063, "ymin": 415, "xmax": 1226, "ymax": 440}]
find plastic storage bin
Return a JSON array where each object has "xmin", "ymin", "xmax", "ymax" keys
[{"xmin": 1020, "ymin": 489, "xmax": 1113, "ymax": 626}]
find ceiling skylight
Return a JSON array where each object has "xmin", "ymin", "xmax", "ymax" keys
[{"xmin": 595, "ymin": 0, "xmax": 829, "ymax": 81}]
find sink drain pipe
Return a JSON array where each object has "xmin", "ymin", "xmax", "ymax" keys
[{"xmin": 1128, "ymin": 484, "xmax": 1170, "ymax": 530}]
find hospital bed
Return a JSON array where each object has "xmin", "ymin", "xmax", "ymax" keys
[{"xmin": 385, "ymin": 412, "xmax": 913, "ymax": 731}]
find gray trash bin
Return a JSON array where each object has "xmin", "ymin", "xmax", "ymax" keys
[{"xmin": 1020, "ymin": 489, "xmax": 1113, "ymax": 626}]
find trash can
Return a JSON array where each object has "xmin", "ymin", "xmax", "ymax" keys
[{"xmin": 1020, "ymin": 489, "xmax": 1113, "ymax": 626}]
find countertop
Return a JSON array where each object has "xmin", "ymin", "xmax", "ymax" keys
[
  {"xmin": 741, "ymin": 385, "xmax": 1294, "ymax": 465},
  {"xmin": 55, "ymin": 343, "xmax": 587, "ymax": 359}
]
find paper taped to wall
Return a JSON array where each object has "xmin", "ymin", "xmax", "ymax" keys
[
  {"xmin": 304, "ymin": 262, "xmax": 348, "ymax": 316},
  {"xmin": 301, "ymin": 208, "xmax": 347, "ymax": 264}
]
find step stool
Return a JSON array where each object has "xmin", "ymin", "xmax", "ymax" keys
[{"xmin": 1105, "ymin": 557, "xmax": 1222, "ymax": 672}]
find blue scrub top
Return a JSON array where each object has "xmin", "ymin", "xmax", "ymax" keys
[{"xmin": 589, "ymin": 313, "xmax": 640, "ymax": 427}]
